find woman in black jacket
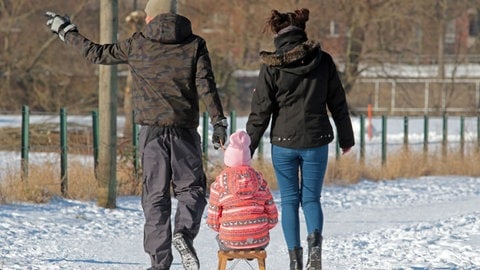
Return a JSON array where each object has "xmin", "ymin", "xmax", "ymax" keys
[{"xmin": 246, "ymin": 8, "xmax": 354, "ymax": 270}]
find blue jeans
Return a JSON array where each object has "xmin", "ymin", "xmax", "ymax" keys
[{"xmin": 271, "ymin": 144, "xmax": 328, "ymax": 250}]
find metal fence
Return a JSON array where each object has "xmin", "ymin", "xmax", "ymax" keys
[{"xmin": 350, "ymin": 78, "xmax": 480, "ymax": 116}]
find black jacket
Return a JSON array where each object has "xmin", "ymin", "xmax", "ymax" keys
[{"xmin": 246, "ymin": 28, "xmax": 354, "ymax": 153}]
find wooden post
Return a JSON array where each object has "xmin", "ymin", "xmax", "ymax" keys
[{"xmin": 97, "ymin": 0, "xmax": 118, "ymax": 209}]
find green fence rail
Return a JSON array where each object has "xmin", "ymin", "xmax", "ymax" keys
[
  {"xmin": 21, "ymin": 105, "xmax": 29, "ymax": 181},
  {"xmin": 16, "ymin": 106, "xmax": 480, "ymax": 196},
  {"xmin": 60, "ymin": 108, "xmax": 68, "ymax": 196}
]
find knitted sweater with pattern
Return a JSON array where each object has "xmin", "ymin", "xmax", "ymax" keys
[{"xmin": 206, "ymin": 165, "xmax": 278, "ymax": 249}]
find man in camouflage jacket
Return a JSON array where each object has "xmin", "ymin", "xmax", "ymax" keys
[{"xmin": 45, "ymin": 1, "xmax": 227, "ymax": 269}]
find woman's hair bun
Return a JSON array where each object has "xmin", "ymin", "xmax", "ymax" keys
[{"xmin": 265, "ymin": 8, "xmax": 310, "ymax": 34}]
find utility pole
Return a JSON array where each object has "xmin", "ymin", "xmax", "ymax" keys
[{"xmin": 97, "ymin": 0, "xmax": 118, "ymax": 209}]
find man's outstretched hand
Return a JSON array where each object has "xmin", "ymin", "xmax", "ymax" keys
[
  {"xmin": 212, "ymin": 119, "xmax": 228, "ymax": 150},
  {"xmin": 45, "ymin": 11, "xmax": 77, "ymax": 41}
]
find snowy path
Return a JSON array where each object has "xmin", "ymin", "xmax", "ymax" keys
[
  {"xmin": 322, "ymin": 178, "xmax": 480, "ymax": 269},
  {"xmin": 1, "ymin": 176, "xmax": 479, "ymax": 269}
]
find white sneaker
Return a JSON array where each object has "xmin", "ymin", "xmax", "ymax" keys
[{"xmin": 172, "ymin": 233, "xmax": 199, "ymax": 270}]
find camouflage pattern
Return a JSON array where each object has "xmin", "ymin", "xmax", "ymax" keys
[{"xmin": 65, "ymin": 13, "xmax": 225, "ymax": 128}]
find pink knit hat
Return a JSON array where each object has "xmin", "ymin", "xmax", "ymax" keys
[{"xmin": 224, "ymin": 130, "xmax": 251, "ymax": 167}]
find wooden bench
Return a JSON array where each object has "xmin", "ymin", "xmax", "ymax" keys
[{"xmin": 217, "ymin": 249, "xmax": 267, "ymax": 270}]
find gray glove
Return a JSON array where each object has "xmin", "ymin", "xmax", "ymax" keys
[
  {"xmin": 212, "ymin": 118, "xmax": 228, "ymax": 150},
  {"xmin": 45, "ymin": 11, "xmax": 77, "ymax": 41}
]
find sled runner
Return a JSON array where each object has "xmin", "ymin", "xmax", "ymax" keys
[{"xmin": 217, "ymin": 249, "xmax": 266, "ymax": 270}]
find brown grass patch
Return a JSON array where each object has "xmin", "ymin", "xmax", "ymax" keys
[
  {"xmin": 1, "ymin": 162, "xmax": 61, "ymax": 203},
  {"xmin": 326, "ymin": 147, "xmax": 480, "ymax": 184},
  {"xmin": 0, "ymin": 157, "xmax": 141, "ymax": 204}
]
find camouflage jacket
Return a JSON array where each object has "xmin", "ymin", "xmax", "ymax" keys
[{"xmin": 65, "ymin": 13, "xmax": 225, "ymax": 128}]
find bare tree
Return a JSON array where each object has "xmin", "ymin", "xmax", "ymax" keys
[
  {"xmin": 0, "ymin": 0, "xmax": 100, "ymax": 112},
  {"xmin": 2, "ymin": 0, "xmax": 480, "ymax": 115},
  {"xmin": 0, "ymin": 0, "xmax": 147, "ymax": 113}
]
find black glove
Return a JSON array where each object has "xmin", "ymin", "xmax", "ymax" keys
[
  {"xmin": 45, "ymin": 11, "xmax": 77, "ymax": 42},
  {"xmin": 212, "ymin": 118, "xmax": 228, "ymax": 150}
]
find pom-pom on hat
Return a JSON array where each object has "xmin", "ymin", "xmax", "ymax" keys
[
  {"xmin": 145, "ymin": 0, "xmax": 177, "ymax": 17},
  {"xmin": 224, "ymin": 130, "xmax": 251, "ymax": 167}
]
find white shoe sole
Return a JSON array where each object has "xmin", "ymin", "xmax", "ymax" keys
[{"xmin": 173, "ymin": 233, "xmax": 199, "ymax": 270}]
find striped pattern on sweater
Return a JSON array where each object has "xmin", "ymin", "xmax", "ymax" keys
[{"xmin": 206, "ymin": 166, "xmax": 278, "ymax": 250}]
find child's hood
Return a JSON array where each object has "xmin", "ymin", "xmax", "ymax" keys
[{"xmin": 228, "ymin": 166, "xmax": 261, "ymax": 200}]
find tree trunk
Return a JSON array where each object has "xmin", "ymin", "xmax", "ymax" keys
[
  {"xmin": 344, "ymin": 25, "xmax": 365, "ymax": 95},
  {"xmin": 436, "ymin": 0, "xmax": 447, "ymax": 79},
  {"xmin": 97, "ymin": 0, "xmax": 118, "ymax": 209}
]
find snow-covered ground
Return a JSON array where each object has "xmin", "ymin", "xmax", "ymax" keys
[
  {"xmin": 1, "ymin": 115, "xmax": 479, "ymax": 269},
  {"xmin": 1, "ymin": 175, "xmax": 479, "ymax": 269}
]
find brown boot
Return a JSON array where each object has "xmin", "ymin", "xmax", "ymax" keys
[
  {"xmin": 306, "ymin": 230, "xmax": 322, "ymax": 270},
  {"xmin": 288, "ymin": 247, "xmax": 303, "ymax": 270}
]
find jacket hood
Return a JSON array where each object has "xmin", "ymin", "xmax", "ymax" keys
[
  {"xmin": 260, "ymin": 29, "xmax": 322, "ymax": 75},
  {"xmin": 227, "ymin": 166, "xmax": 260, "ymax": 200},
  {"xmin": 144, "ymin": 13, "xmax": 192, "ymax": 43}
]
